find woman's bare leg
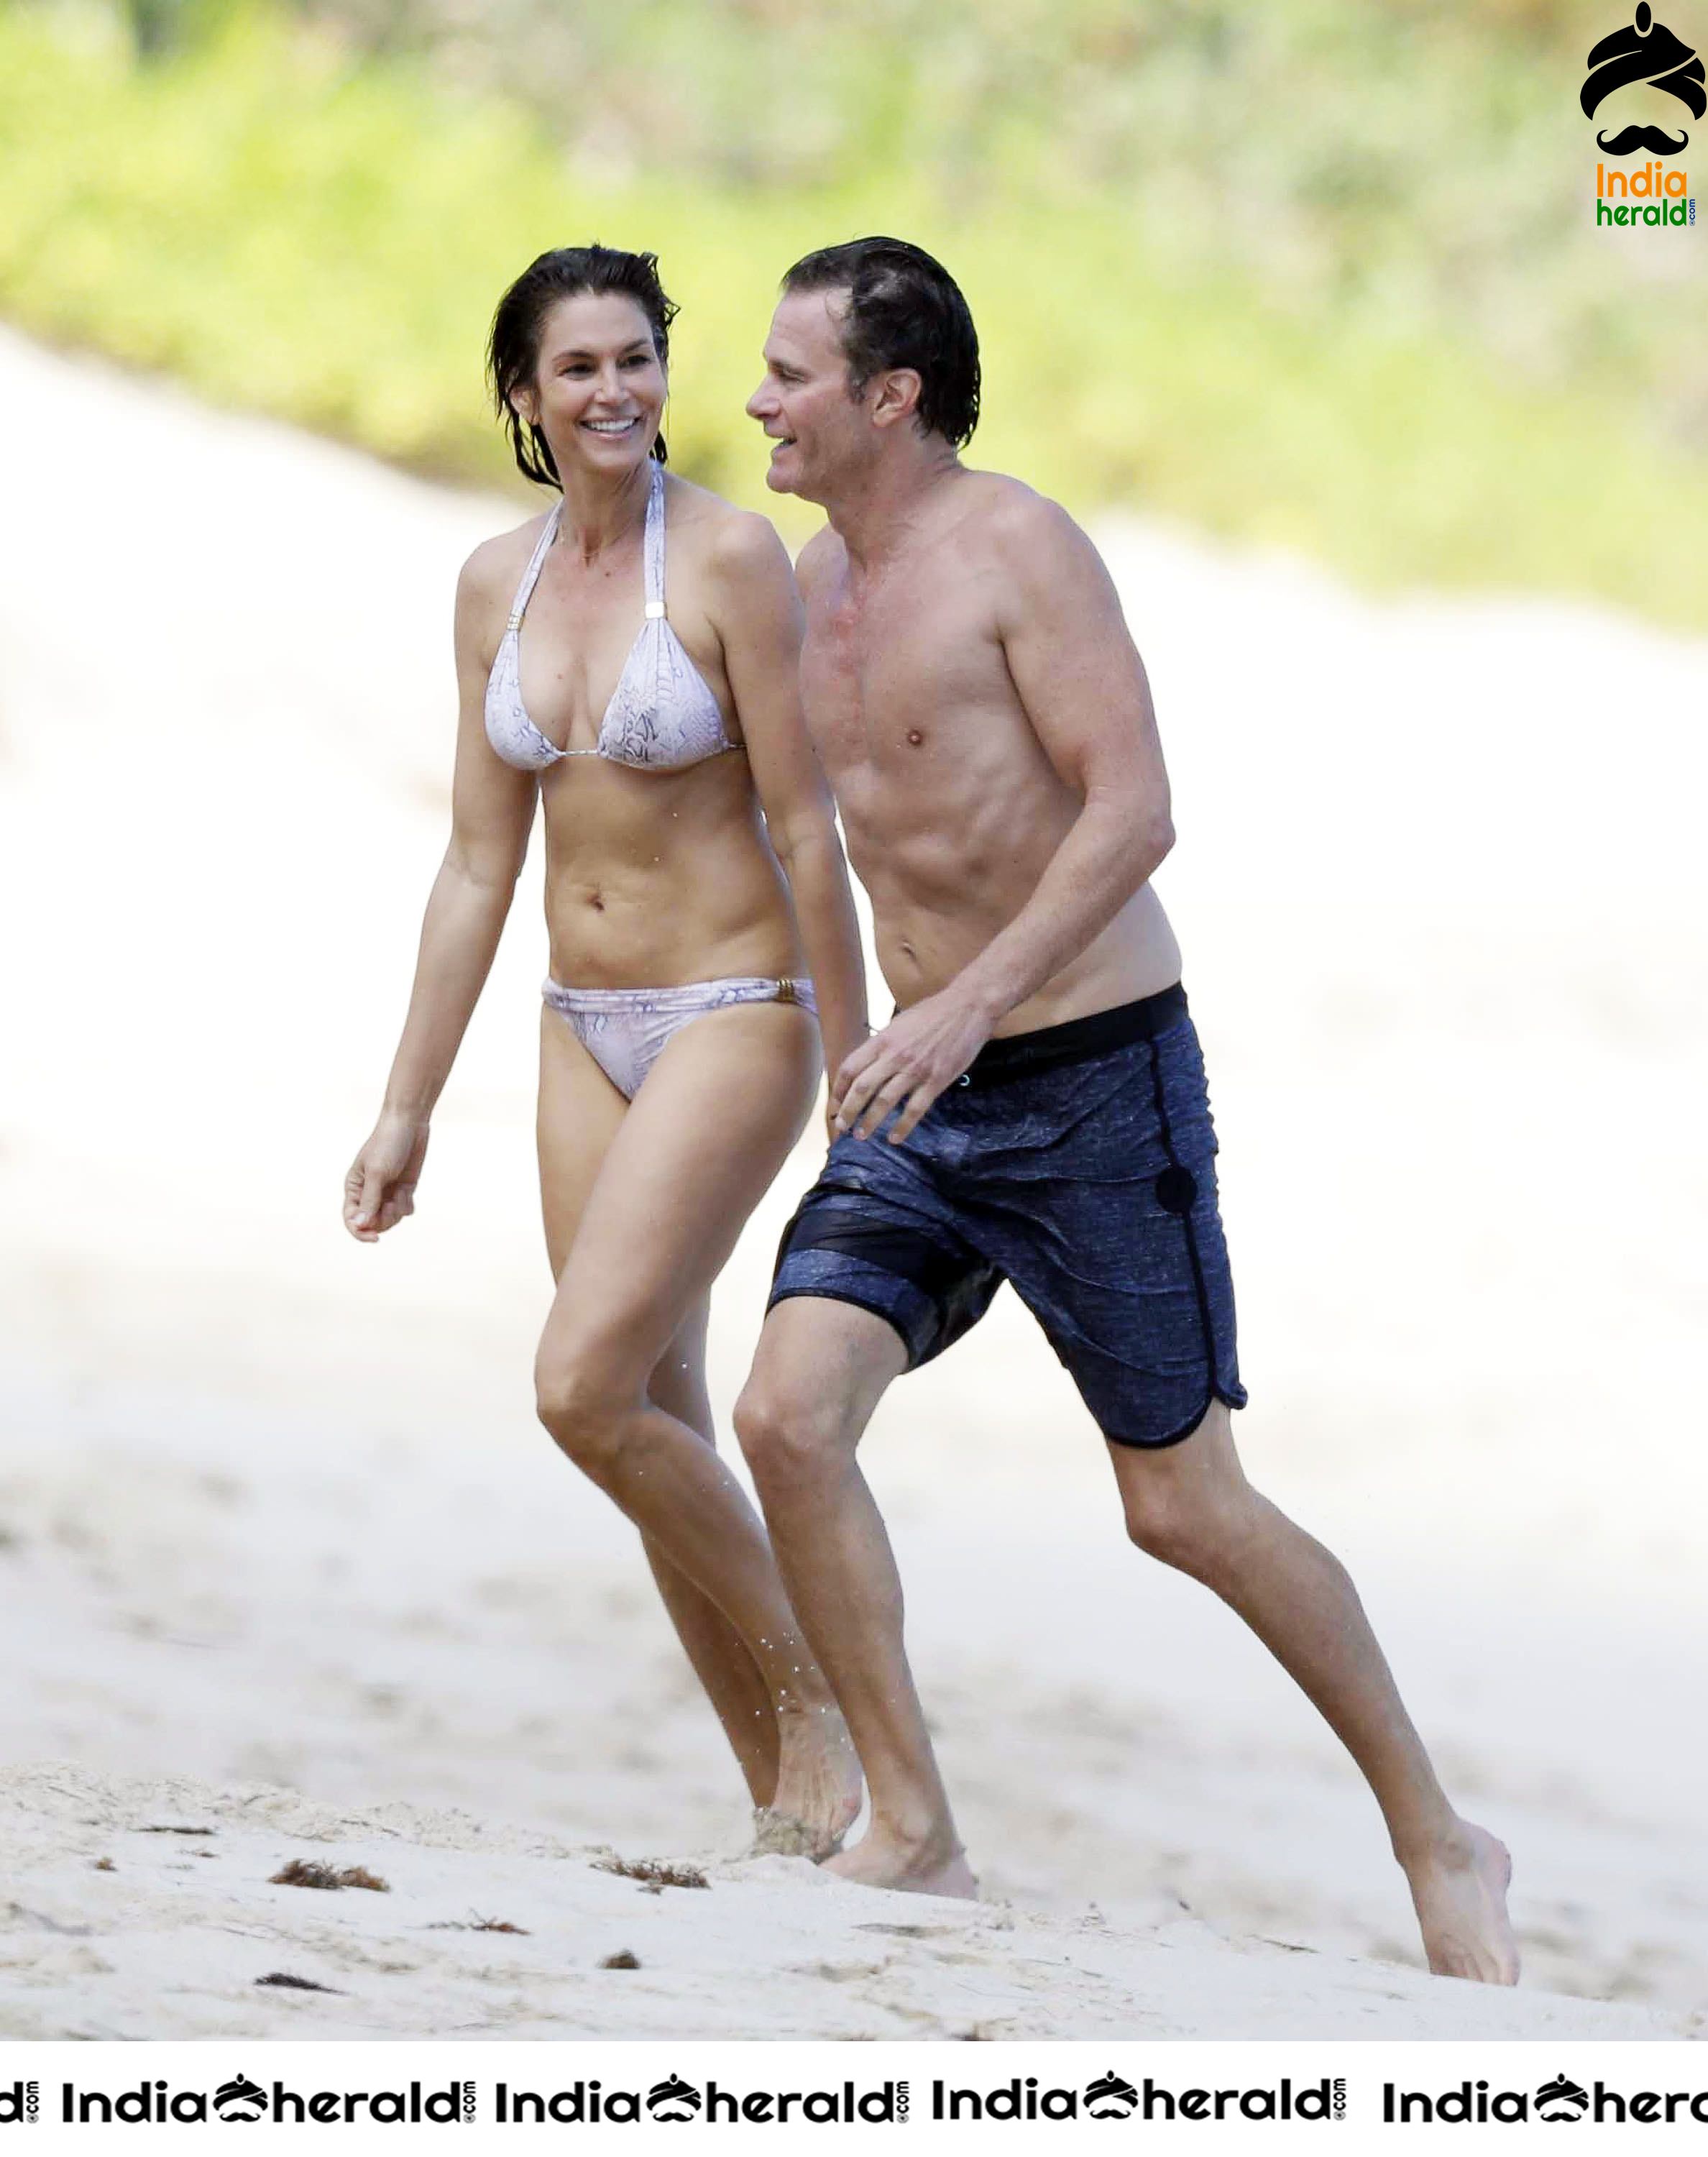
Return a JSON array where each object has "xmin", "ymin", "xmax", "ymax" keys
[
  {"xmin": 540, "ymin": 1019, "xmax": 775, "ymax": 1806},
  {"xmin": 639, "ymin": 1296, "xmax": 778, "ymax": 1808},
  {"xmin": 536, "ymin": 1002, "xmax": 861, "ymax": 1852}
]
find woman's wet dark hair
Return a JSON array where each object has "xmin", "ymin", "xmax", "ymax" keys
[
  {"xmin": 487, "ymin": 244, "xmax": 679, "ymax": 487},
  {"xmin": 779, "ymin": 237, "xmax": 980, "ymax": 449}
]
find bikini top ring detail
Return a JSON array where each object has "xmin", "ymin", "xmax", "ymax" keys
[{"xmin": 485, "ymin": 461, "xmax": 742, "ymax": 773}]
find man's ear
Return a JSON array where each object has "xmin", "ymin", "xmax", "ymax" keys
[{"xmin": 870, "ymin": 367, "xmax": 924, "ymax": 431}]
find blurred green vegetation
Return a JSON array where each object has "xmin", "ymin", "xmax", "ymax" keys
[{"xmin": 3, "ymin": 0, "xmax": 1706, "ymax": 623}]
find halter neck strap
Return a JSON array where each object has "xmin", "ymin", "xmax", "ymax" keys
[
  {"xmin": 642, "ymin": 461, "xmax": 666, "ymax": 621},
  {"xmin": 509, "ymin": 464, "xmax": 664, "ymax": 633},
  {"xmin": 507, "ymin": 509, "xmax": 559, "ymax": 633}
]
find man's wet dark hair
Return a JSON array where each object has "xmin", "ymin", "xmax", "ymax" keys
[
  {"xmin": 780, "ymin": 237, "xmax": 980, "ymax": 449},
  {"xmin": 487, "ymin": 244, "xmax": 678, "ymax": 487}
]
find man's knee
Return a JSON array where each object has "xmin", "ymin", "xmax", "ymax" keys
[
  {"xmin": 734, "ymin": 1370, "xmax": 856, "ymax": 1493},
  {"xmin": 1115, "ymin": 1424, "xmax": 1254, "ymax": 1578},
  {"xmin": 736, "ymin": 1298, "xmax": 901, "ymax": 1490},
  {"xmin": 1121, "ymin": 1478, "xmax": 1220, "ymax": 1571}
]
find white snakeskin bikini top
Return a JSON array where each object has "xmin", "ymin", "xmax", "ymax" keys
[{"xmin": 485, "ymin": 460, "xmax": 741, "ymax": 773}]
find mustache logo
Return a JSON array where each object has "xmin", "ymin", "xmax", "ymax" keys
[{"xmin": 1597, "ymin": 121, "xmax": 1691, "ymax": 151}]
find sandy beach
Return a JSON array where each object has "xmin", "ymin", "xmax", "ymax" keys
[{"xmin": 1, "ymin": 323, "xmax": 1704, "ymax": 2041}]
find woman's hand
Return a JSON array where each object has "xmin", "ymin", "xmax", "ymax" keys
[
  {"xmin": 343, "ymin": 1112, "xmax": 431, "ymax": 1242},
  {"xmin": 822, "ymin": 1022, "xmax": 871, "ymax": 1145}
]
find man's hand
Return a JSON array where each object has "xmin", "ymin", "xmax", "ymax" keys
[{"xmin": 831, "ymin": 987, "xmax": 998, "ymax": 1144}]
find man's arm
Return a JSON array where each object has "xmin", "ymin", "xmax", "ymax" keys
[
  {"xmin": 956, "ymin": 490, "xmax": 1172, "ymax": 1018},
  {"xmin": 833, "ymin": 489, "xmax": 1173, "ymax": 1142}
]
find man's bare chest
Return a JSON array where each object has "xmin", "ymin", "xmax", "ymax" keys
[{"xmin": 800, "ymin": 569, "xmax": 1008, "ymax": 768}]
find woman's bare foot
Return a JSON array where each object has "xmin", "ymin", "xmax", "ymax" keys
[
  {"xmin": 748, "ymin": 1701, "xmax": 863, "ymax": 1861},
  {"xmin": 1402, "ymin": 1820, "xmax": 1519, "ymax": 1984},
  {"xmin": 823, "ymin": 1823, "xmax": 978, "ymax": 1900}
]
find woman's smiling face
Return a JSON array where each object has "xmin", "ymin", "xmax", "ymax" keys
[{"xmin": 513, "ymin": 290, "xmax": 666, "ymax": 475}]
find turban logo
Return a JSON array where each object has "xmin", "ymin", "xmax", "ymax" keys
[
  {"xmin": 1581, "ymin": 4, "xmax": 1704, "ymax": 153},
  {"xmin": 1084, "ymin": 2071, "xmax": 1141, "ymax": 2118},
  {"xmin": 1533, "ymin": 2074, "xmax": 1591, "ymax": 2121}
]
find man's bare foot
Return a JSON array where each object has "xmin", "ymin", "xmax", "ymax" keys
[
  {"xmin": 748, "ymin": 1701, "xmax": 863, "ymax": 1861},
  {"xmin": 1403, "ymin": 1820, "xmax": 1519, "ymax": 1984},
  {"xmin": 823, "ymin": 1826, "xmax": 978, "ymax": 1900}
]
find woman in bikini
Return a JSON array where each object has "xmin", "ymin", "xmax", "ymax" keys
[{"xmin": 343, "ymin": 245, "xmax": 867, "ymax": 1854}]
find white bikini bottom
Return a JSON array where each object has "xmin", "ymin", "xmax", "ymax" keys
[{"xmin": 542, "ymin": 975, "xmax": 818, "ymax": 1101}]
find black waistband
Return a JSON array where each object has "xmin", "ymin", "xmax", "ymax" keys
[{"xmin": 963, "ymin": 982, "xmax": 1188, "ymax": 1086}]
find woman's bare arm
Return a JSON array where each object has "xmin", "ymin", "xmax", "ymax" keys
[
  {"xmin": 708, "ymin": 510, "xmax": 868, "ymax": 1086},
  {"xmin": 344, "ymin": 541, "xmax": 539, "ymax": 1238}
]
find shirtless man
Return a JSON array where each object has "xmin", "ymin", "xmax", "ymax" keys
[{"xmin": 735, "ymin": 237, "xmax": 1519, "ymax": 1984}]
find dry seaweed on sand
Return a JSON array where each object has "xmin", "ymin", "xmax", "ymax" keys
[
  {"xmin": 142, "ymin": 1824, "xmax": 216, "ymax": 1836},
  {"xmin": 269, "ymin": 1859, "xmax": 390, "ymax": 1892},
  {"xmin": 424, "ymin": 1912, "xmax": 530, "ymax": 1934},
  {"xmin": 256, "ymin": 1971, "xmax": 346, "ymax": 1993},
  {"xmin": 592, "ymin": 1855, "xmax": 707, "ymax": 1892},
  {"xmin": 600, "ymin": 1950, "xmax": 641, "ymax": 1969}
]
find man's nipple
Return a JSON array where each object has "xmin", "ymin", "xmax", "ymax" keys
[{"xmin": 906, "ymin": 728, "xmax": 924, "ymax": 747}]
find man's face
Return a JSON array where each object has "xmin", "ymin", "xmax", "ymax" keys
[{"xmin": 747, "ymin": 288, "xmax": 869, "ymax": 503}]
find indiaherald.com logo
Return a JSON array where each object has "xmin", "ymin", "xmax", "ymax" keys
[{"xmin": 1584, "ymin": 4, "xmax": 1703, "ymax": 224}]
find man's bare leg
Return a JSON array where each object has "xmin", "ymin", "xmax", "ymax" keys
[
  {"xmin": 735, "ymin": 1297, "xmax": 977, "ymax": 1897},
  {"xmin": 1106, "ymin": 1401, "xmax": 1518, "ymax": 1984}
]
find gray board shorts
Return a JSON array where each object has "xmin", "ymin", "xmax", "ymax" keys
[{"xmin": 768, "ymin": 984, "xmax": 1248, "ymax": 1448}]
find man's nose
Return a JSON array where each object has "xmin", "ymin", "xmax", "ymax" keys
[{"xmin": 745, "ymin": 380, "xmax": 775, "ymax": 420}]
